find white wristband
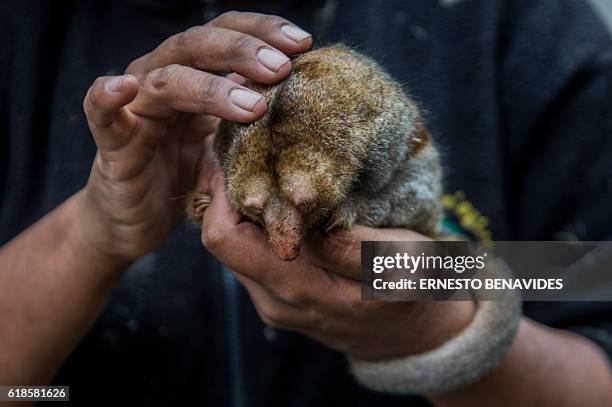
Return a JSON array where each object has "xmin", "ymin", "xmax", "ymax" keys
[{"xmin": 349, "ymin": 260, "xmax": 521, "ymax": 395}]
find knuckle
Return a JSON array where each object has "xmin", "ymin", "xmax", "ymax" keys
[
  {"xmin": 125, "ymin": 55, "xmax": 148, "ymax": 76},
  {"xmin": 215, "ymin": 10, "xmax": 241, "ymax": 23},
  {"xmin": 82, "ymin": 93, "xmax": 92, "ymax": 117},
  {"xmin": 230, "ymin": 34, "xmax": 258, "ymax": 59},
  {"xmin": 174, "ymin": 26, "xmax": 201, "ymax": 48},
  {"xmin": 125, "ymin": 60, "xmax": 139, "ymax": 75},
  {"xmin": 343, "ymin": 288, "xmax": 364, "ymax": 309},
  {"xmin": 201, "ymin": 225, "xmax": 225, "ymax": 251},
  {"xmin": 170, "ymin": 25, "xmax": 207, "ymax": 59},
  {"xmin": 93, "ymin": 76, "xmax": 106, "ymax": 90},
  {"xmin": 276, "ymin": 285, "xmax": 305, "ymax": 306},
  {"xmin": 84, "ymin": 78, "xmax": 104, "ymax": 110},
  {"xmin": 147, "ymin": 65, "xmax": 179, "ymax": 91},
  {"xmin": 258, "ymin": 14, "xmax": 286, "ymax": 28},
  {"xmin": 258, "ymin": 304, "xmax": 286, "ymax": 328},
  {"xmin": 196, "ymin": 76, "xmax": 225, "ymax": 106},
  {"xmin": 219, "ymin": 10, "xmax": 242, "ymax": 19},
  {"xmin": 326, "ymin": 231, "xmax": 360, "ymax": 264},
  {"xmin": 124, "ymin": 116, "xmax": 141, "ymax": 138},
  {"xmin": 92, "ymin": 76, "xmax": 105, "ymax": 91},
  {"xmin": 301, "ymin": 307, "xmax": 321, "ymax": 329}
]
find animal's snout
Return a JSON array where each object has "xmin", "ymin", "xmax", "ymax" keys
[{"xmin": 263, "ymin": 199, "xmax": 304, "ymax": 261}]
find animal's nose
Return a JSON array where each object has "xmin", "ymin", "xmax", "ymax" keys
[{"xmin": 263, "ymin": 198, "xmax": 304, "ymax": 261}]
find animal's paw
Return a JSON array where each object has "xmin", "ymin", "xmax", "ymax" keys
[
  {"xmin": 325, "ymin": 204, "xmax": 356, "ymax": 234},
  {"xmin": 186, "ymin": 191, "xmax": 212, "ymax": 224}
]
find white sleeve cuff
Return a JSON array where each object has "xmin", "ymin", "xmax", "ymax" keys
[{"xmin": 349, "ymin": 261, "xmax": 522, "ymax": 395}]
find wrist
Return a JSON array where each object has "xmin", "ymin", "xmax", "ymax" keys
[
  {"xmin": 65, "ymin": 190, "xmax": 132, "ymax": 276},
  {"xmin": 349, "ymin": 263, "xmax": 522, "ymax": 395},
  {"xmin": 406, "ymin": 300, "xmax": 476, "ymax": 355},
  {"xmin": 353, "ymin": 300, "xmax": 476, "ymax": 362}
]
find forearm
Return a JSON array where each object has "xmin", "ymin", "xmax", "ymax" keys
[
  {"xmin": 429, "ymin": 318, "xmax": 612, "ymax": 406},
  {"xmin": 0, "ymin": 190, "xmax": 127, "ymax": 385}
]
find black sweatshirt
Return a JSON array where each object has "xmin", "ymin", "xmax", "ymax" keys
[{"xmin": 1, "ymin": 0, "xmax": 612, "ymax": 405}]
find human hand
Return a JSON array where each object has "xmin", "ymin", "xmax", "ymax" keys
[
  {"xmin": 76, "ymin": 12, "xmax": 312, "ymax": 267},
  {"xmin": 200, "ymin": 172, "xmax": 474, "ymax": 361}
]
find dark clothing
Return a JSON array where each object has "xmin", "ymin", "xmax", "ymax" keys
[{"xmin": 2, "ymin": 0, "xmax": 612, "ymax": 405}]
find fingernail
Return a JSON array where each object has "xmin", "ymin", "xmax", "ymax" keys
[
  {"xmin": 257, "ymin": 48, "xmax": 290, "ymax": 73},
  {"xmin": 105, "ymin": 76, "xmax": 124, "ymax": 93},
  {"xmin": 230, "ymin": 88, "xmax": 263, "ymax": 112},
  {"xmin": 281, "ymin": 24, "xmax": 311, "ymax": 43}
]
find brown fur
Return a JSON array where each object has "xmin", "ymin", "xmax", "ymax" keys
[{"xmin": 189, "ymin": 45, "xmax": 442, "ymax": 260}]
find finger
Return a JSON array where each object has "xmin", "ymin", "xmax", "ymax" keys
[
  {"xmin": 128, "ymin": 64, "xmax": 267, "ymax": 122},
  {"xmin": 233, "ymin": 273, "xmax": 314, "ymax": 330},
  {"xmin": 200, "ymin": 180, "xmax": 313, "ymax": 288},
  {"xmin": 302, "ymin": 226, "xmax": 428, "ymax": 280},
  {"xmin": 173, "ymin": 115, "xmax": 220, "ymax": 191},
  {"xmin": 201, "ymin": 182, "xmax": 278, "ymax": 276},
  {"xmin": 201, "ymin": 187, "xmax": 362, "ymax": 314},
  {"xmin": 127, "ymin": 24, "xmax": 296, "ymax": 85},
  {"xmin": 201, "ymin": 176, "xmax": 352, "ymax": 304},
  {"xmin": 207, "ymin": 169, "xmax": 228, "ymax": 198},
  {"xmin": 83, "ymin": 75, "xmax": 139, "ymax": 150},
  {"xmin": 237, "ymin": 269, "xmax": 368, "ymax": 339},
  {"xmin": 185, "ymin": 114, "xmax": 220, "ymax": 141},
  {"xmin": 193, "ymin": 154, "xmax": 223, "ymax": 202},
  {"xmin": 302, "ymin": 229, "xmax": 363, "ymax": 280},
  {"xmin": 209, "ymin": 11, "xmax": 312, "ymax": 53},
  {"xmin": 201, "ymin": 194, "xmax": 342, "ymax": 310}
]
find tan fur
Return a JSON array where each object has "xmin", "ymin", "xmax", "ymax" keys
[{"xmin": 189, "ymin": 45, "xmax": 442, "ymax": 260}]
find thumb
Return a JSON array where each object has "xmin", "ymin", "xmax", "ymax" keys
[
  {"xmin": 83, "ymin": 75, "xmax": 139, "ymax": 152},
  {"xmin": 302, "ymin": 225, "xmax": 429, "ymax": 280}
]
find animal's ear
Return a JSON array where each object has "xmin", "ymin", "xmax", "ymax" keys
[
  {"xmin": 276, "ymin": 143, "xmax": 354, "ymax": 207},
  {"xmin": 408, "ymin": 123, "xmax": 432, "ymax": 157},
  {"xmin": 242, "ymin": 175, "xmax": 272, "ymax": 215},
  {"xmin": 279, "ymin": 170, "xmax": 316, "ymax": 215}
]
